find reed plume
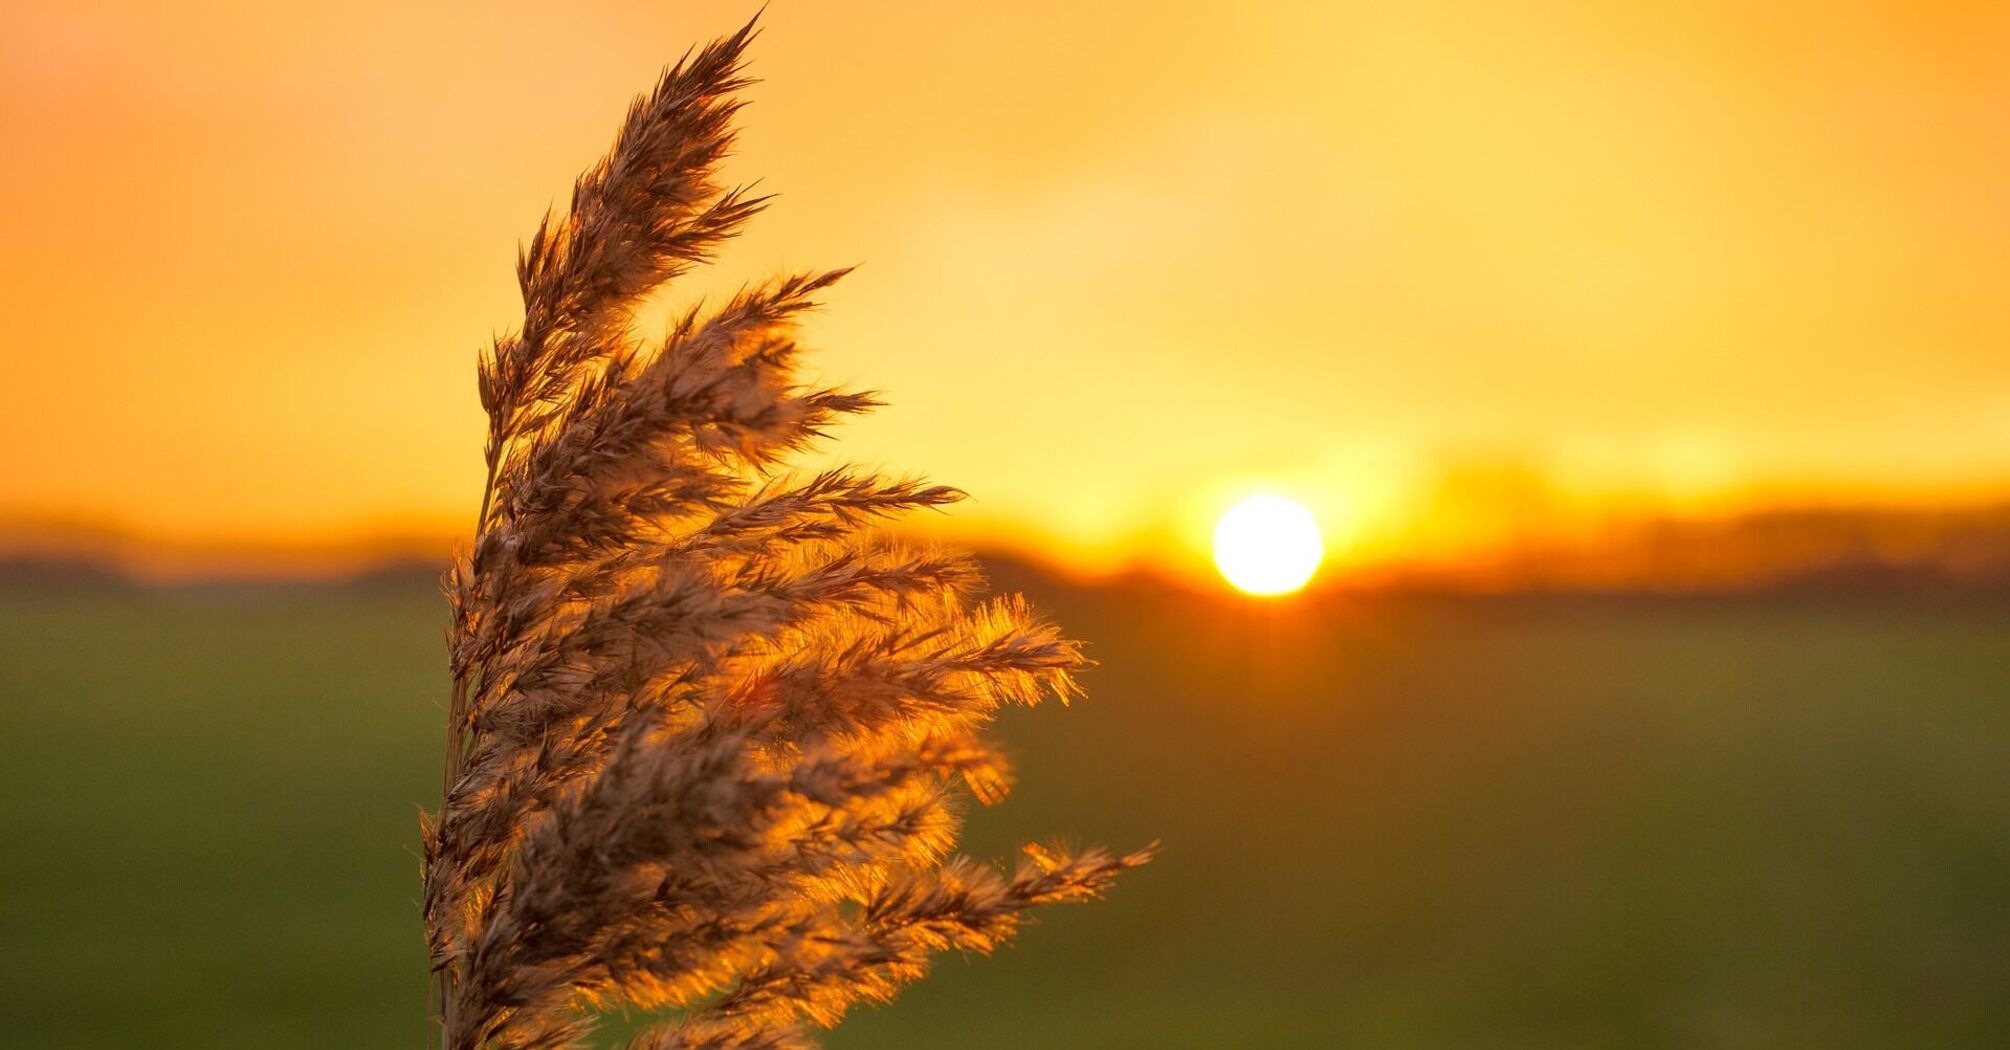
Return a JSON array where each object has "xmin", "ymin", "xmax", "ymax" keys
[{"xmin": 421, "ymin": 18, "xmax": 1148, "ymax": 1049}]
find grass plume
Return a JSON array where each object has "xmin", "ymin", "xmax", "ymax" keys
[{"xmin": 420, "ymin": 18, "xmax": 1149, "ymax": 1049}]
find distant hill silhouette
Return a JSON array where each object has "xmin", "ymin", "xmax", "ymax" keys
[
  {"xmin": 8, "ymin": 502, "xmax": 2010, "ymax": 597},
  {"xmin": 1359, "ymin": 502, "xmax": 2010, "ymax": 596}
]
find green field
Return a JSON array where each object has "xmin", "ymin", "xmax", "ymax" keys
[{"xmin": 4, "ymin": 573, "xmax": 2008, "ymax": 1048}]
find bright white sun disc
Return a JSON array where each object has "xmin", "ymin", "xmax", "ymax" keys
[{"xmin": 1213, "ymin": 495, "xmax": 1324, "ymax": 596}]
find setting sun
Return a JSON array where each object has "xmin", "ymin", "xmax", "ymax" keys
[{"xmin": 1213, "ymin": 494, "xmax": 1324, "ymax": 596}]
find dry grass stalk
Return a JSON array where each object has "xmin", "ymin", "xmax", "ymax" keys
[{"xmin": 420, "ymin": 18, "xmax": 1149, "ymax": 1049}]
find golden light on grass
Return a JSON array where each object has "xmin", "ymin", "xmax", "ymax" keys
[{"xmin": 1213, "ymin": 494, "xmax": 1324, "ymax": 596}]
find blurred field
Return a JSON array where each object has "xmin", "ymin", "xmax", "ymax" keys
[{"xmin": 3, "ymin": 569, "xmax": 2008, "ymax": 1048}]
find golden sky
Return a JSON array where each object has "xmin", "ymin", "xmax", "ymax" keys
[{"xmin": 5, "ymin": 1, "xmax": 2010, "ymax": 574}]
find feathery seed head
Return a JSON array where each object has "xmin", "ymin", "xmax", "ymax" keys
[{"xmin": 422, "ymin": 17, "xmax": 1146, "ymax": 1049}]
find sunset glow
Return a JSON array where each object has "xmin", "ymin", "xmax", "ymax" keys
[
  {"xmin": 5, "ymin": 3, "xmax": 2010, "ymax": 581},
  {"xmin": 1214, "ymin": 495, "xmax": 1324, "ymax": 595}
]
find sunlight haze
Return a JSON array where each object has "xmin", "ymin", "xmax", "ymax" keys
[{"xmin": 5, "ymin": 1, "xmax": 2008, "ymax": 577}]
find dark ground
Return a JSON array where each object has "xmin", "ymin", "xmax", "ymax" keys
[{"xmin": 3, "ymin": 567, "xmax": 2007, "ymax": 1048}]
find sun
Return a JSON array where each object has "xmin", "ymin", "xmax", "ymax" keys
[{"xmin": 1213, "ymin": 494, "xmax": 1324, "ymax": 596}]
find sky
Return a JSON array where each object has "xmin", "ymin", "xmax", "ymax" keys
[{"xmin": 4, "ymin": 1, "xmax": 2010, "ymax": 576}]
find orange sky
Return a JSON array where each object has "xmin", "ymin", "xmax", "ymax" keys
[{"xmin": 5, "ymin": 1, "xmax": 2010, "ymax": 576}]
